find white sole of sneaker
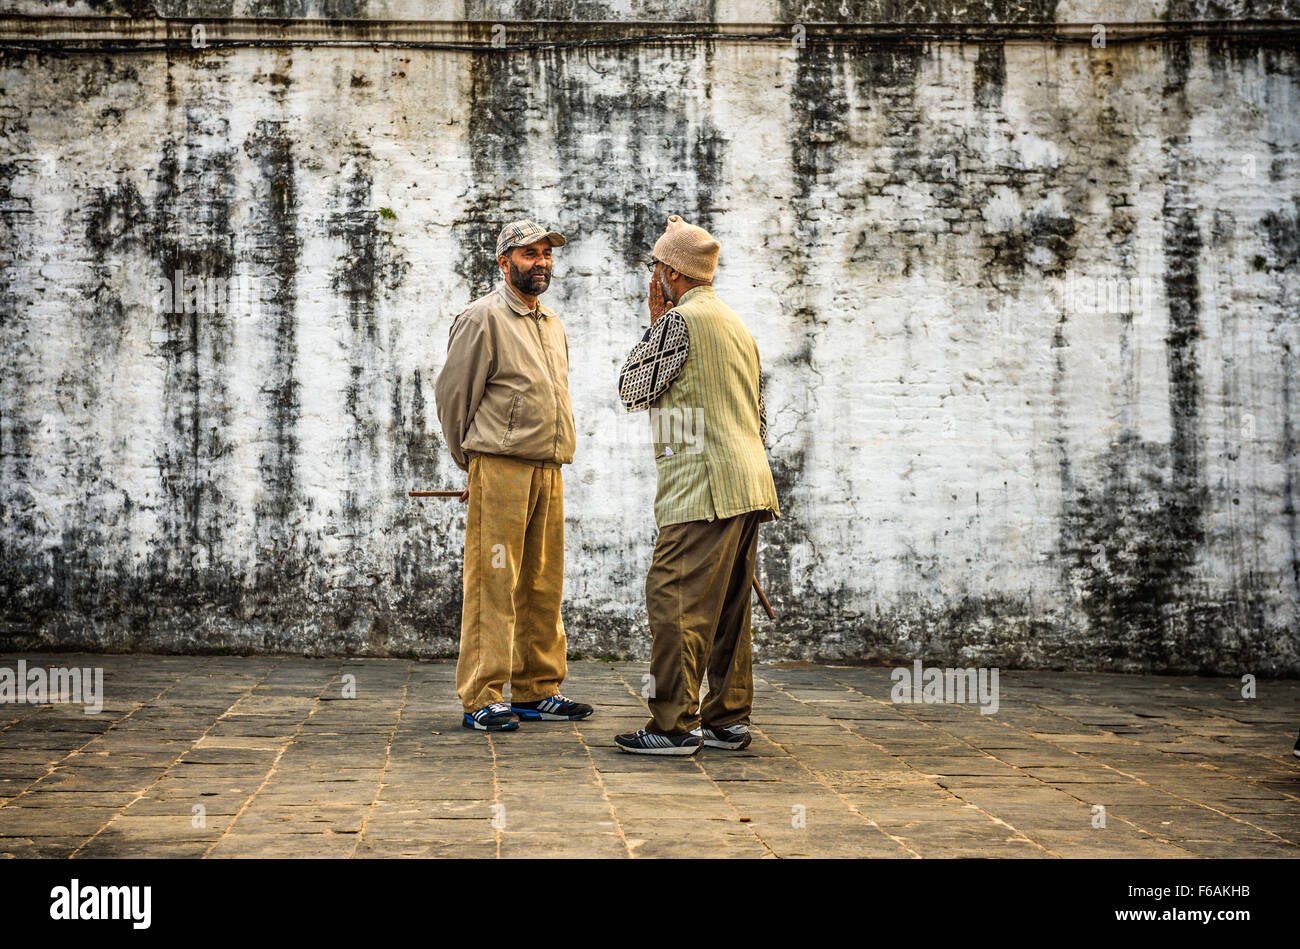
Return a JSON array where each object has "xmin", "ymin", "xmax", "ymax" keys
[
  {"xmin": 701, "ymin": 739, "xmax": 749, "ymax": 750},
  {"xmin": 616, "ymin": 743, "xmax": 700, "ymax": 755},
  {"xmin": 517, "ymin": 711, "xmax": 594, "ymax": 721}
]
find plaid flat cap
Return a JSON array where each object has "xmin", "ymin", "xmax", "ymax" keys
[{"xmin": 496, "ymin": 220, "xmax": 566, "ymax": 257}]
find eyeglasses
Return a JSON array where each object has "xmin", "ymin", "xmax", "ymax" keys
[{"xmin": 645, "ymin": 259, "xmax": 660, "ymax": 274}]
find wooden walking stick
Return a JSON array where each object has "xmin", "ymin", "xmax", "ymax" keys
[
  {"xmin": 752, "ymin": 576, "xmax": 776, "ymax": 621},
  {"xmin": 410, "ymin": 489, "xmax": 775, "ymax": 619}
]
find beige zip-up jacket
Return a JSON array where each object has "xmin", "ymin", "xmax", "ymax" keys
[{"xmin": 434, "ymin": 280, "xmax": 576, "ymax": 472}]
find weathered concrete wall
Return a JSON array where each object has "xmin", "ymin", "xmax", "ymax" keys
[{"xmin": 1, "ymin": 9, "xmax": 1298, "ymax": 672}]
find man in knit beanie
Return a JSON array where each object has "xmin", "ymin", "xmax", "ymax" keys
[{"xmin": 614, "ymin": 215, "xmax": 781, "ymax": 755}]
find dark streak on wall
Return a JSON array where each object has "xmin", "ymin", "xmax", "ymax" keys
[
  {"xmin": 324, "ymin": 142, "xmax": 411, "ymax": 647},
  {"xmin": 456, "ymin": 51, "xmax": 528, "ymax": 299},
  {"xmin": 141, "ymin": 92, "xmax": 243, "ymax": 642},
  {"xmin": 388, "ymin": 366, "xmax": 461, "ymax": 652},
  {"xmin": 327, "ymin": 145, "xmax": 409, "ymax": 526},
  {"xmin": 243, "ymin": 117, "xmax": 301, "ymax": 599},
  {"xmin": 973, "ymin": 43, "xmax": 1004, "ymax": 112},
  {"xmin": 783, "ymin": 0, "xmax": 1060, "ymax": 22},
  {"xmin": 762, "ymin": 39, "xmax": 853, "ymax": 644},
  {"xmin": 1262, "ymin": 196, "xmax": 1300, "ymax": 607},
  {"xmin": 1054, "ymin": 40, "xmax": 1273, "ymax": 674},
  {"xmin": 0, "ymin": 63, "xmax": 35, "ymax": 646}
]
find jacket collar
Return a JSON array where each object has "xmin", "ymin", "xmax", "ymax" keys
[
  {"xmin": 498, "ymin": 280, "xmax": 556, "ymax": 318},
  {"xmin": 675, "ymin": 284, "xmax": 715, "ymax": 308}
]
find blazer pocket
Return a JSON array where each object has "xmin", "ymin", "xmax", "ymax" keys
[{"xmin": 502, "ymin": 393, "xmax": 521, "ymax": 449}]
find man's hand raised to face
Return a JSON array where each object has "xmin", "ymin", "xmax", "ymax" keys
[{"xmin": 648, "ymin": 265, "xmax": 670, "ymax": 324}]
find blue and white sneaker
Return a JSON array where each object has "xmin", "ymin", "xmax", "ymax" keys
[
  {"xmin": 615, "ymin": 728, "xmax": 701, "ymax": 755},
  {"xmin": 699, "ymin": 723, "xmax": 751, "ymax": 750},
  {"xmin": 511, "ymin": 693, "xmax": 594, "ymax": 722},
  {"xmin": 463, "ymin": 702, "xmax": 519, "ymax": 732}
]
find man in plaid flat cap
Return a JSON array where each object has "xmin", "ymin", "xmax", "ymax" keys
[{"xmin": 434, "ymin": 219, "xmax": 594, "ymax": 732}]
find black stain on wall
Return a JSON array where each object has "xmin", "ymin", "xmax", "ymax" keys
[
  {"xmin": 973, "ymin": 43, "xmax": 1005, "ymax": 111},
  {"xmin": 0, "ymin": 148, "xmax": 37, "ymax": 642},
  {"xmin": 151, "ymin": 118, "xmax": 240, "ymax": 578},
  {"xmin": 1262, "ymin": 195, "xmax": 1300, "ymax": 270},
  {"xmin": 782, "ymin": 0, "xmax": 1060, "ymax": 20},
  {"xmin": 243, "ymin": 119, "xmax": 302, "ymax": 585},
  {"xmin": 1166, "ymin": 1, "xmax": 1300, "ymax": 20},
  {"xmin": 390, "ymin": 367, "xmax": 460, "ymax": 648},
  {"xmin": 541, "ymin": 43, "xmax": 728, "ymax": 290},
  {"xmin": 847, "ymin": 43, "xmax": 925, "ymax": 279},
  {"xmin": 138, "ymin": 106, "xmax": 243, "ymax": 643},
  {"xmin": 1260, "ymin": 196, "xmax": 1300, "ymax": 608},
  {"xmin": 83, "ymin": 0, "xmax": 159, "ymax": 15},
  {"xmin": 463, "ymin": 0, "xmax": 717, "ymax": 17},
  {"xmin": 239, "ymin": 1, "xmax": 368, "ymax": 16},
  {"xmin": 2, "ymin": 73, "xmax": 249, "ymax": 649},
  {"xmin": 455, "ymin": 51, "xmax": 531, "ymax": 299},
  {"xmin": 326, "ymin": 148, "xmax": 410, "ymax": 535},
  {"xmin": 83, "ymin": 181, "xmax": 150, "ymax": 369},
  {"xmin": 763, "ymin": 41, "xmax": 853, "ymax": 646},
  {"xmin": 1281, "ymin": 327, "xmax": 1300, "ymax": 615},
  {"xmin": 1051, "ymin": 41, "xmax": 1280, "ymax": 673}
]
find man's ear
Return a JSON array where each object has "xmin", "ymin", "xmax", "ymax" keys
[{"xmin": 497, "ymin": 254, "xmax": 509, "ymax": 274}]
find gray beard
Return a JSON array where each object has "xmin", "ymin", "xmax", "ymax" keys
[
  {"xmin": 509, "ymin": 261, "xmax": 550, "ymax": 296},
  {"xmin": 658, "ymin": 269, "xmax": 676, "ymax": 305}
]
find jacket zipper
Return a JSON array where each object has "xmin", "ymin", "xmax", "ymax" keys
[
  {"xmin": 531, "ymin": 314, "xmax": 562, "ymax": 462},
  {"xmin": 503, "ymin": 393, "xmax": 520, "ymax": 447}
]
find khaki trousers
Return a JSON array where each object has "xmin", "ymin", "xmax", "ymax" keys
[
  {"xmin": 456, "ymin": 453, "xmax": 567, "ymax": 713},
  {"xmin": 645, "ymin": 510, "xmax": 764, "ymax": 735}
]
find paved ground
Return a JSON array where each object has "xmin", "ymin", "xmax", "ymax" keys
[{"xmin": 0, "ymin": 654, "xmax": 1297, "ymax": 858}]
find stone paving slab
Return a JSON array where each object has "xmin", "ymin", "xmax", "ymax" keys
[{"xmin": 0, "ymin": 654, "xmax": 1296, "ymax": 858}]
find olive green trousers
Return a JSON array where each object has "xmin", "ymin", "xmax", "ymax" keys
[{"xmin": 644, "ymin": 510, "xmax": 766, "ymax": 735}]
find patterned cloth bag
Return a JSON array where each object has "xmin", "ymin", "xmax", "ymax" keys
[
  {"xmin": 618, "ymin": 312, "xmax": 690, "ymax": 412},
  {"xmin": 618, "ymin": 310, "xmax": 768, "ymax": 445}
]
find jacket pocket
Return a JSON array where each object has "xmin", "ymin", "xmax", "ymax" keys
[{"xmin": 502, "ymin": 393, "xmax": 521, "ymax": 449}]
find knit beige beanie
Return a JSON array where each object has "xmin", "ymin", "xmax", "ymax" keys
[{"xmin": 652, "ymin": 214, "xmax": 720, "ymax": 281}]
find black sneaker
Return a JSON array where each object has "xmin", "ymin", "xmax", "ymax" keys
[
  {"xmin": 511, "ymin": 693, "xmax": 594, "ymax": 722},
  {"xmin": 699, "ymin": 723, "xmax": 752, "ymax": 750},
  {"xmin": 615, "ymin": 728, "xmax": 701, "ymax": 755},
  {"xmin": 463, "ymin": 702, "xmax": 519, "ymax": 732}
]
